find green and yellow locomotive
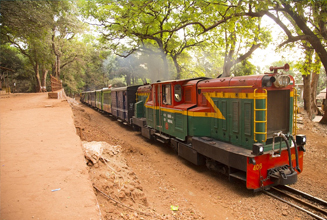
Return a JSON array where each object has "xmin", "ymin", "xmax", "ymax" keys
[
  {"xmin": 132, "ymin": 64, "xmax": 305, "ymax": 191},
  {"xmin": 81, "ymin": 64, "xmax": 306, "ymax": 191}
]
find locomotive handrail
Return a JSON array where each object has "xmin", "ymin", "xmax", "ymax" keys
[
  {"xmin": 254, "ymin": 89, "xmax": 267, "ymax": 142},
  {"xmin": 198, "ymin": 85, "xmax": 253, "ymax": 90},
  {"xmin": 293, "ymin": 88, "xmax": 298, "ymax": 136}
]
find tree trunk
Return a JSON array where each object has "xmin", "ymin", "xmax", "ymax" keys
[
  {"xmin": 222, "ymin": 30, "xmax": 235, "ymax": 77},
  {"xmin": 223, "ymin": 60, "xmax": 233, "ymax": 77},
  {"xmin": 52, "ymin": 63, "xmax": 56, "ymax": 77},
  {"xmin": 34, "ymin": 63, "xmax": 41, "ymax": 92},
  {"xmin": 56, "ymin": 55, "xmax": 60, "ymax": 78},
  {"xmin": 301, "ymin": 47, "xmax": 313, "ymax": 119},
  {"xmin": 302, "ymin": 74, "xmax": 312, "ymax": 119},
  {"xmin": 161, "ymin": 53, "xmax": 169, "ymax": 80},
  {"xmin": 172, "ymin": 55, "xmax": 182, "ymax": 79},
  {"xmin": 41, "ymin": 69, "xmax": 48, "ymax": 92},
  {"xmin": 310, "ymin": 69, "xmax": 320, "ymax": 115},
  {"xmin": 154, "ymin": 38, "xmax": 169, "ymax": 80},
  {"xmin": 125, "ymin": 74, "xmax": 131, "ymax": 86}
]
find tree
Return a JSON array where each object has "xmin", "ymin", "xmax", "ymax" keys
[
  {"xmin": 0, "ymin": 0, "xmax": 57, "ymax": 92},
  {"xmin": 0, "ymin": 44, "xmax": 32, "ymax": 92},
  {"xmin": 80, "ymin": 0, "xmax": 270, "ymax": 79},
  {"xmin": 51, "ymin": 3, "xmax": 84, "ymax": 79},
  {"xmin": 102, "ymin": 54, "xmax": 118, "ymax": 87},
  {"xmin": 1, "ymin": 0, "xmax": 85, "ymax": 92},
  {"xmin": 294, "ymin": 48, "xmax": 322, "ymax": 120},
  {"xmin": 232, "ymin": 59, "xmax": 257, "ymax": 76},
  {"xmin": 249, "ymin": 0, "xmax": 327, "ymax": 123},
  {"xmin": 115, "ymin": 54, "xmax": 147, "ymax": 86},
  {"xmin": 219, "ymin": 17, "xmax": 271, "ymax": 76}
]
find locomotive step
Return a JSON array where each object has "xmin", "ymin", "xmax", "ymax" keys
[
  {"xmin": 154, "ymin": 133, "xmax": 170, "ymax": 139},
  {"xmin": 154, "ymin": 133, "xmax": 170, "ymax": 143},
  {"xmin": 229, "ymin": 171, "xmax": 246, "ymax": 181}
]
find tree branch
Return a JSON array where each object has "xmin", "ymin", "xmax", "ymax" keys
[
  {"xmin": 264, "ymin": 11, "xmax": 293, "ymax": 38},
  {"xmin": 235, "ymin": 43, "xmax": 262, "ymax": 64},
  {"xmin": 278, "ymin": 35, "xmax": 311, "ymax": 47},
  {"xmin": 115, "ymin": 48, "xmax": 138, "ymax": 58},
  {"xmin": 60, "ymin": 55, "xmax": 77, "ymax": 70},
  {"xmin": 0, "ymin": 66, "xmax": 15, "ymax": 72}
]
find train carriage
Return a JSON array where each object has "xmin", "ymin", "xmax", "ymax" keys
[
  {"xmin": 102, "ymin": 88, "xmax": 112, "ymax": 114},
  {"xmin": 111, "ymin": 85, "xmax": 141, "ymax": 124},
  {"xmin": 132, "ymin": 84, "xmax": 151, "ymax": 128},
  {"xmin": 89, "ymin": 91, "xmax": 96, "ymax": 108},
  {"xmin": 80, "ymin": 92, "xmax": 86, "ymax": 104},
  {"xmin": 95, "ymin": 90, "xmax": 102, "ymax": 110},
  {"xmin": 82, "ymin": 91, "xmax": 93, "ymax": 106}
]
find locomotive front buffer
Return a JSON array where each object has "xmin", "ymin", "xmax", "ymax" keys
[{"xmin": 253, "ymin": 132, "xmax": 306, "ymax": 190}]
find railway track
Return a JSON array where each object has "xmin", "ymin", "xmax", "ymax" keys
[{"xmin": 264, "ymin": 185, "xmax": 327, "ymax": 220}]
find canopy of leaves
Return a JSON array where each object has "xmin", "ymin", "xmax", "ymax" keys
[
  {"xmin": 1, "ymin": 0, "xmax": 326, "ymax": 97},
  {"xmin": 79, "ymin": 0, "xmax": 272, "ymax": 79}
]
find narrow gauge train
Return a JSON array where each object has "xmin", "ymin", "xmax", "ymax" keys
[{"xmin": 80, "ymin": 64, "xmax": 307, "ymax": 191}]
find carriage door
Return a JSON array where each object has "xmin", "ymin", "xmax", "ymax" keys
[
  {"xmin": 213, "ymin": 100, "xmax": 220, "ymax": 140},
  {"xmin": 123, "ymin": 91, "xmax": 127, "ymax": 121},
  {"xmin": 156, "ymin": 85, "xmax": 163, "ymax": 132},
  {"xmin": 219, "ymin": 100, "xmax": 230, "ymax": 142},
  {"xmin": 152, "ymin": 85, "xmax": 159, "ymax": 131},
  {"xmin": 230, "ymin": 99, "xmax": 241, "ymax": 146}
]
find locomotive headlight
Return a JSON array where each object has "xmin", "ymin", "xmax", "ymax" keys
[
  {"xmin": 282, "ymin": 76, "xmax": 290, "ymax": 85},
  {"xmin": 296, "ymin": 134, "xmax": 306, "ymax": 145},
  {"xmin": 273, "ymin": 74, "xmax": 291, "ymax": 87},
  {"xmin": 252, "ymin": 143, "xmax": 264, "ymax": 155},
  {"xmin": 296, "ymin": 134, "xmax": 306, "ymax": 152},
  {"xmin": 262, "ymin": 75, "xmax": 275, "ymax": 87}
]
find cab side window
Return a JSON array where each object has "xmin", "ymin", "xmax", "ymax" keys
[
  {"xmin": 162, "ymin": 84, "xmax": 171, "ymax": 105},
  {"xmin": 174, "ymin": 84, "xmax": 182, "ymax": 102}
]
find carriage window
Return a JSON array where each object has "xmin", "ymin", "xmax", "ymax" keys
[
  {"xmin": 174, "ymin": 84, "xmax": 182, "ymax": 102},
  {"xmin": 162, "ymin": 84, "xmax": 171, "ymax": 105}
]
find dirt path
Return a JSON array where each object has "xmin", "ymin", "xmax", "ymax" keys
[
  {"xmin": 0, "ymin": 93, "xmax": 100, "ymax": 220},
  {"xmin": 72, "ymin": 99, "xmax": 327, "ymax": 220}
]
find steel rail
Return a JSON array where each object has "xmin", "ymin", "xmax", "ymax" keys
[
  {"xmin": 278, "ymin": 185, "xmax": 327, "ymax": 208},
  {"xmin": 264, "ymin": 190, "xmax": 326, "ymax": 220},
  {"xmin": 272, "ymin": 187, "xmax": 327, "ymax": 216}
]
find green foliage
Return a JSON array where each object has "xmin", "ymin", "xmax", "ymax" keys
[
  {"xmin": 79, "ymin": 0, "xmax": 273, "ymax": 79},
  {"xmin": 232, "ymin": 60, "xmax": 256, "ymax": 76},
  {"xmin": 0, "ymin": 44, "xmax": 35, "ymax": 92},
  {"xmin": 185, "ymin": 47, "xmax": 224, "ymax": 78},
  {"xmin": 2, "ymin": 0, "xmax": 327, "ymax": 95}
]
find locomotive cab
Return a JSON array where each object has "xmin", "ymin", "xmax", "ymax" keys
[{"xmin": 137, "ymin": 78, "xmax": 208, "ymax": 143}]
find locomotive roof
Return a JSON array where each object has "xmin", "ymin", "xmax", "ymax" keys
[
  {"xmin": 152, "ymin": 77, "xmax": 209, "ymax": 84},
  {"xmin": 111, "ymin": 85, "xmax": 141, "ymax": 91}
]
